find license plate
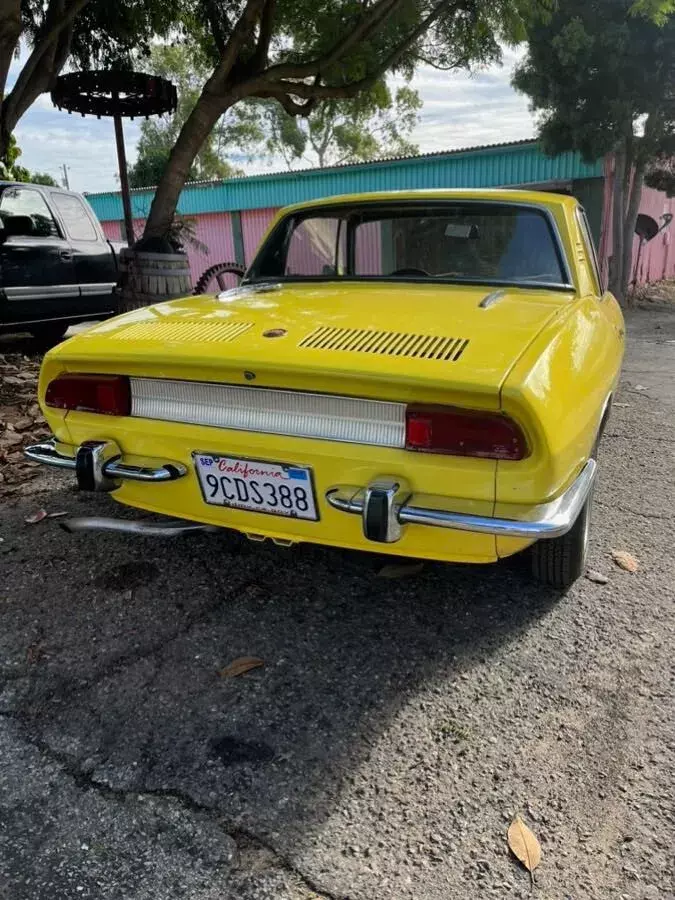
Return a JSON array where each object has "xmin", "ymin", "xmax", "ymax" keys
[{"xmin": 193, "ymin": 453, "xmax": 319, "ymax": 521}]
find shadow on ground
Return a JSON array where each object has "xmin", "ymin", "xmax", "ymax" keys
[{"xmin": 1, "ymin": 488, "xmax": 560, "ymax": 861}]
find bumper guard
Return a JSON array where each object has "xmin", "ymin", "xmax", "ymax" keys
[{"xmin": 326, "ymin": 460, "xmax": 596, "ymax": 543}]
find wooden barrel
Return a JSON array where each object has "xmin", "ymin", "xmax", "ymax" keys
[{"xmin": 117, "ymin": 248, "xmax": 192, "ymax": 312}]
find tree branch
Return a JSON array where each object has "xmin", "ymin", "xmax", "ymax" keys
[
  {"xmin": 210, "ymin": 0, "xmax": 268, "ymax": 87},
  {"xmin": 262, "ymin": 0, "xmax": 403, "ymax": 80},
  {"xmin": 251, "ymin": 0, "xmax": 276, "ymax": 71},
  {"xmin": 203, "ymin": 0, "xmax": 228, "ymax": 56},
  {"xmin": 0, "ymin": 0, "xmax": 21, "ymax": 105},
  {"xmin": 256, "ymin": 88, "xmax": 317, "ymax": 116},
  {"xmin": 249, "ymin": 0, "xmax": 462, "ymax": 103},
  {"xmin": 3, "ymin": 0, "xmax": 89, "ymax": 133}
]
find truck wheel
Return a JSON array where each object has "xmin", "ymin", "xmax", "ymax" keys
[
  {"xmin": 29, "ymin": 323, "xmax": 69, "ymax": 345},
  {"xmin": 530, "ymin": 484, "xmax": 593, "ymax": 589}
]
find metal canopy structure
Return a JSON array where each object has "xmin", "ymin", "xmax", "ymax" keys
[{"xmin": 51, "ymin": 71, "xmax": 177, "ymax": 243}]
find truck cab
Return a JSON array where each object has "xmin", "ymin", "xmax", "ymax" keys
[{"xmin": 0, "ymin": 182, "xmax": 120, "ymax": 341}]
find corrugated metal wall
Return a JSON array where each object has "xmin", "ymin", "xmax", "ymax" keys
[
  {"xmin": 241, "ymin": 207, "xmax": 279, "ymax": 263},
  {"xmin": 87, "ymin": 140, "xmax": 603, "ymax": 222}
]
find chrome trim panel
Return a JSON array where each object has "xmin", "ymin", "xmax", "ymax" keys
[
  {"xmin": 5, "ymin": 284, "xmax": 79, "ymax": 301},
  {"xmin": 326, "ymin": 460, "xmax": 596, "ymax": 541},
  {"xmin": 130, "ymin": 378, "xmax": 407, "ymax": 448},
  {"xmin": 80, "ymin": 282, "xmax": 116, "ymax": 296},
  {"xmin": 24, "ymin": 439, "xmax": 187, "ymax": 489},
  {"xmin": 479, "ymin": 289, "xmax": 506, "ymax": 309},
  {"xmin": 218, "ymin": 282, "xmax": 281, "ymax": 300},
  {"xmin": 60, "ymin": 517, "xmax": 218, "ymax": 536},
  {"xmin": 24, "ymin": 440, "xmax": 76, "ymax": 470}
]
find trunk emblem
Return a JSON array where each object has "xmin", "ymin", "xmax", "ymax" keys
[{"xmin": 263, "ymin": 328, "xmax": 287, "ymax": 338}]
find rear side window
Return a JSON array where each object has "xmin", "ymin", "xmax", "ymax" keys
[
  {"xmin": 51, "ymin": 193, "xmax": 98, "ymax": 242},
  {"xmin": 0, "ymin": 186, "xmax": 60, "ymax": 237}
]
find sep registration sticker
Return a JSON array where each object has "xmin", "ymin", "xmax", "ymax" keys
[{"xmin": 193, "ymin": 453, "xmax": 318, "ymax": 521}]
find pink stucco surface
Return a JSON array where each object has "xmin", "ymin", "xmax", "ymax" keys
[{"xmin": 600, "ymin": 156, "xmax": 675, "ymax": 286}]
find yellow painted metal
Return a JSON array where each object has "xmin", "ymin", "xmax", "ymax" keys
[{"xmin": 38, "ymin": 189, "xmax": 624, "ymax": 565}]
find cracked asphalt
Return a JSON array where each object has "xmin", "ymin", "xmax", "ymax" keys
[{"xmin": 1, "ymin": 303, "xmax": 674, "ymax": 900}]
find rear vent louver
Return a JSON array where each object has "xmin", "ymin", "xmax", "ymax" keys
[
  {"xmin": 299, "ymin": 326, "xmax": 469, "ymax": 361},
  {"xmin": 114, "ymin": 320, "xmax": 253, "ymax": 343}
]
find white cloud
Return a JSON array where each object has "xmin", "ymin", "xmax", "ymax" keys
[{"xmin": 9, "ymin": 46, "xmax": 536, "ymax": 192}]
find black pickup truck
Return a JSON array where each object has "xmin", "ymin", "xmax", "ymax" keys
[{"xmin": 0, "ymin": 181, "xmax": 122, "ymax": 341}]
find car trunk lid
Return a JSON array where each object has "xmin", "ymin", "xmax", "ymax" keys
[{"xmin": 48, "ymin": 281, "xmax": 572, "ymax": 409}]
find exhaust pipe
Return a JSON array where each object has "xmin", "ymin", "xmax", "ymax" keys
[{"xmin": 60, "ymin": 516, "xmax": 219, "ymax": 537}]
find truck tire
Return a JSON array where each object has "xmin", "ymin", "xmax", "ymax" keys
[
  {"xmin": 530, "ymin": 485, "xmax": 593, "ymax": 589},
  {"xmin": 29, "ymin": 323, "xmax": 69, "ymax": 345}
]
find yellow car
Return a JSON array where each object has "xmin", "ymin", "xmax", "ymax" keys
[{"xmin": 26, "ymin": 189, "xmax": 624, "ymax": 588}]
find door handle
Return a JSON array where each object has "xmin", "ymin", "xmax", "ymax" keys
[{"xmin": 60, "ymin": 250, "xmax": 73, "ymax": 260}]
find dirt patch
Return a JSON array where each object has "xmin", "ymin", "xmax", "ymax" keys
[
  {"xmin": 0, "ymin": 351, "xmax": 52, "ymax": 497},
  {"xmin": 631, "ymin": 278, "xmax": 675, "ymax": 309}
]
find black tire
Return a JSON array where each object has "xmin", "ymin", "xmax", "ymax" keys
[
  {"xmin": 194, "ymin": 261, "xmax": 245, "ymax": 295},
  {"xmin": 29, "ymin": 323, "xmax": 69, "ymax": 345},
  {"xmin": 530, "ymin": 482, "xmax": 594, "ymax": 589}
]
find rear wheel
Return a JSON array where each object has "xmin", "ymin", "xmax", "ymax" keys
[{"xmin": 530, "ymin": 485, "xmax": 593, "ymax": 589}]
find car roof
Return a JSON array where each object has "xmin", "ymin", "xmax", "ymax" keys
[{"xmin": 278, "ymin": 188, "xmax": 580, "ymax": 217}]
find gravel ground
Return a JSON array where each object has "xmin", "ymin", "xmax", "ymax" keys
[{"xmin": 0, "ymin": 304, "xmax": 673, "ymax": 900}]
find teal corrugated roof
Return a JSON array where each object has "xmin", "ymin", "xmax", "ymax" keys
[{"xmin": 86, "ymin": 139, "xmax": 602, "ymax": 222}]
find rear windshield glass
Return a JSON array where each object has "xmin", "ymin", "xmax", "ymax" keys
[{"xmin": 248, "ymin": 202, "xmax": 568, "ymax": 288}]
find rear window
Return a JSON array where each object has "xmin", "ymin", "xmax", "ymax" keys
[
  {"xmin": 248, "ymin": 202, "xmax": 569, "ymax": 288},
  {"xmin": 51, "ymin": 192, "xmax": 99, "ymax": 242}
]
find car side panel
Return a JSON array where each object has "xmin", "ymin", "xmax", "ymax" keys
[{"xmin": 497, "ymin": 294, "xmax": 623, "ymax": 511}]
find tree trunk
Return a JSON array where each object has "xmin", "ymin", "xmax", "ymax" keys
[
  {"xmin": 621, "ymin": 160, "xmax": 645, "ymax": 304},
  {"xmin": 608, "ymin": 142, "xmax": 627, "ymax": 302},
  {"xmin": 0, "ymin": 0, "xmax": 22, "ymax": 161},
  {"xmin": 142, "ymin": 92, "xmax": 229, "ymax": 241}
]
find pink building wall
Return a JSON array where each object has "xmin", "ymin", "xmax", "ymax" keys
[
  {"xmin": 102, "ymin": 214, "xmax": 237, "ymax": 285},
  {"xmin": 599, "ymin": 155, "xmax": 675, "ymax": 286},
  {"xmin": 241, "ymin": 207, "xmax": 279, "ymax": 263}
]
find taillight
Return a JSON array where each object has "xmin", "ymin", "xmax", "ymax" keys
[
  {"xmin": 45, "ymin": 374, "xmax": 131, "ymax": 416},
  {"xmin": 405, "ymin": 405, "xmax": 527, "ymax": 460}
]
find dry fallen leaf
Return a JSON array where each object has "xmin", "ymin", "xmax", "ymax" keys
[
  {"xmin": 218, "ymin": 656, "xmax": 264, "ymax": 678},
  {"xmin": 24, "ymin": 509, "xmax": 48, "ymax": 525},
  {"xmin": 611, "ymin": 550, "xmax": 639, "ymax": 573},
  {"xmin": 507, "ymin": 814, "xmax": 541, "ymax": 884},
  {"xmin": 377, "ymin": 561, "xmax": 425, "ymax": 579},
  {"xmin": 585, "ymin": 569, "xmax": 609, "ymax": 585}
]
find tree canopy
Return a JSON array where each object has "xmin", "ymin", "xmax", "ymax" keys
[
  {"xmin": 0, "ymin": 0, "xmax": 182, "ymax": 166},
  {"xmin": 133, "ymin": 0, "xmax": 541, "ymax": 244},
  {"xmin": 0, "ymin": 133, "xmax": 59, "ymax": 184},
  {"xmin": 513, "ymin": 0, "xmax": 675, "ymax": 300},
  {"xmin": 129, "ymin": 44, "xmax": 250, "ymax": 188},
  {"xmin": 261, "ymin": 83, "xmax": 422, "ymax": 169}
]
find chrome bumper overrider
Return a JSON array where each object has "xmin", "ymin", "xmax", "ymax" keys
[
  {"xmin": 326, "ymin": 460, "xmax": 596, "ymax": 543},
  {"xmin": 24, "ymin": 439, "xmax": 187, "ymax": 492}
]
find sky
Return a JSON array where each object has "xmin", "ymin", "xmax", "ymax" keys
[{"xmin": 10, "ymin": 47, "xmax": 536, "ymax": 195}]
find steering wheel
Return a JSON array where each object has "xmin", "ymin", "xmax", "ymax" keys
[{"xmin": 389, "ymin": 267, "xmax": 430, "ymax": 277}]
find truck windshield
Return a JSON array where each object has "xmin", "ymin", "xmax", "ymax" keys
[{"xmin": 247, "ymin": 202, "xmax": 569, "ymax": 289}]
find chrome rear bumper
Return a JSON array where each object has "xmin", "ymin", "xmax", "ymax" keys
[
  {"xmin": 25, "ymin": 438, "xmax": 595, "ymax": 545},
  {"xmin": 326, "ymin": 460, "xmax": 596, "ymax": 542},
  {"xmin": 24, "ymin": 439, "xmax": 187, "ymax": 491}
]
